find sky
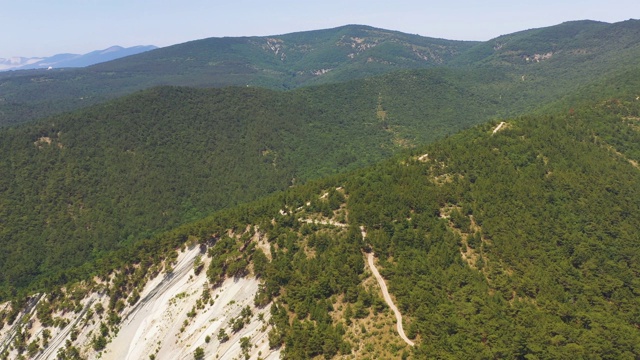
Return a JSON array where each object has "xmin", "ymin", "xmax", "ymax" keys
[{"xmin": 1, "ymin": 0, "xmax": 637, "ymax": 58}]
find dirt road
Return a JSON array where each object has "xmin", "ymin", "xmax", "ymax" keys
[
  {"xmin": 492, "ymin": 121, "xmax": 506, "ymax": 134},
  {"xmin": 366, "ymin": 252, "xmax": 415, "ymax": 347}
]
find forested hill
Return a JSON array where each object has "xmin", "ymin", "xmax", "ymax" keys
[
  {"xmin": 452, "ymin": 19, "xmax": 640, "ymax": 66},
  {"xmin": 1, "ymin": 53, "xmax": 639, "ymax": 299},
  {"xmin": 1, "ymin": 19, "xmax": 640, "ymax": 358},
  {"xmin": 0, "ymin": 71, "xmax": 501, "ymax": 297},
  {"xmin": 2, "ymin": 93, "xmax": 640, "ymax": 359},
  {"xmin": 2, "ymin": 19, "xmax": 640, "ymax": 126},
  {"xmin": 0, "ymin": 24, "xmax": 475, "ymax": 127},
  {"xmin": 90, "ymin": 24, "xmax": 474, "ymax": 87}
]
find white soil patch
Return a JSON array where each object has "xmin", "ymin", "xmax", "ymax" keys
[
  {"xmin": 98, "ymin": 246, "xmax": 279, "ymax": 360},
  {"xmin": 253, "ymin": 230, "xmax": 272, "ymax": 261},
  {"xmin": 299, "ymin": 218, "xmax": 347, "ymax": 227},
  {"xmin": 3, "ymin": 246, "xmax": 279, "ymax": 360},
  {"xmin": 492, "ymin": 121, "xmax": 507, "ymax": 134}
]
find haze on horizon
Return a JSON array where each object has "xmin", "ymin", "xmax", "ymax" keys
[{"xmin": 1, "ymin": 0, "xmax": 637, "ymax": 59}]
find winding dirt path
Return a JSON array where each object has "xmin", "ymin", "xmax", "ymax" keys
[{"xmin": 362, "ymin": 227, "xmax": 414, "ymax": 347}]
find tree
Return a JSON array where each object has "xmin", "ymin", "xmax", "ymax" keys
[
  {"xmin": 193, "ymin": 347, "xmax": 204, "ymax": 360},
  {"xmin": 92, "ymin": 335, "xmax": 107, "ymax": 351},
  {"xmin": 240, "ymin": 336, "xmax": 252, "ymax": 359},
  {"xmin": 193, "ymin": 255, "xmax": 204, "ymax": 275},
  {"xmin": 217, "ymin": 328, "xmax": 229, "ymax": 343},
  {"xmin": 252, "ymin": 249, "xmax": 268, "ymax": 277},
  {"xmin": 231, "ymin": 316, "xmax": 245, "ymax": 333}
]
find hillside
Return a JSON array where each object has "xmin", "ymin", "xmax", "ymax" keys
[
  {"xmin": 1, "ymin": 20, "xmax": 640, "ymax": 359},
  {"xmin": 2, "ymin": 20, "xmax": 640, "ymax": 126},
  {"xmin": 2, "ymin": 93, "xmax": 640, "ymax": 359},
  {"xmin": 452, "ymin": 20, "xmax": 640, "ymax": 66},
  {"xmin": 453, "ymin": 19, "xmax": 640, "ymax": 114},
  {"xmin": 0, "ymin": 67, "xmax": 515, "ymax": 298},
  {"xmin": 2, "ymin": 40, "xmax": 640, "ymax": 301}
]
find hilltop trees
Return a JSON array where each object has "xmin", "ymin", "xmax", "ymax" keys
[{"xmin": 343, "ymin": 100, "xmax": 640, "ymax": 358}]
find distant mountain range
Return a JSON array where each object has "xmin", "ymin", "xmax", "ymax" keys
[
  {"xmin": 0, "ymin": 45, "xmax": 157, "ymax": 71},
  {"xmin": 1, "ymin": 21, "xmax": 639, "ymax": 127}
]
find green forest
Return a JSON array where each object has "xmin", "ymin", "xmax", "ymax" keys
[
  {"xmin": 2, "ymin": 93, "xmax": 640, "ymax": 359},
  {"xmin": 1, "ymin": 19, "xmax": 640, "ymax": 359},
  {"xmin": 2, "ymin": 61, "xmax": 596, "ymax": 298},
  {"xmin": 0, "ymin": 73, "xmax": 498, "ymax": 297}
]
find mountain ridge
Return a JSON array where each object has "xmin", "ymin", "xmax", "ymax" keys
[{"xmin": 1, "ymin": 20, "xmax": 639, "ymax": 127}]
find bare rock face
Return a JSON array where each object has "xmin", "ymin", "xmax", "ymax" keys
[{"xmin": 0, "ymin": 246, "xmax": 279, "ymax": 360}]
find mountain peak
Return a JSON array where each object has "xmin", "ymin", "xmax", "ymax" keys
[{"xmin": 101, "ymin": 45, "xmax": 125, "ymax": 53}]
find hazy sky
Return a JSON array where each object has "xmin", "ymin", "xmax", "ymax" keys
[{"xmin": 1, "ymin": 0, "xmax": 637, "ymax": 58}]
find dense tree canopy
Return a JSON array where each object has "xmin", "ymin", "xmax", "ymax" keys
[{"xmin": 2, "ymin": 19, "xmax": 640, "ymax": 359}]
